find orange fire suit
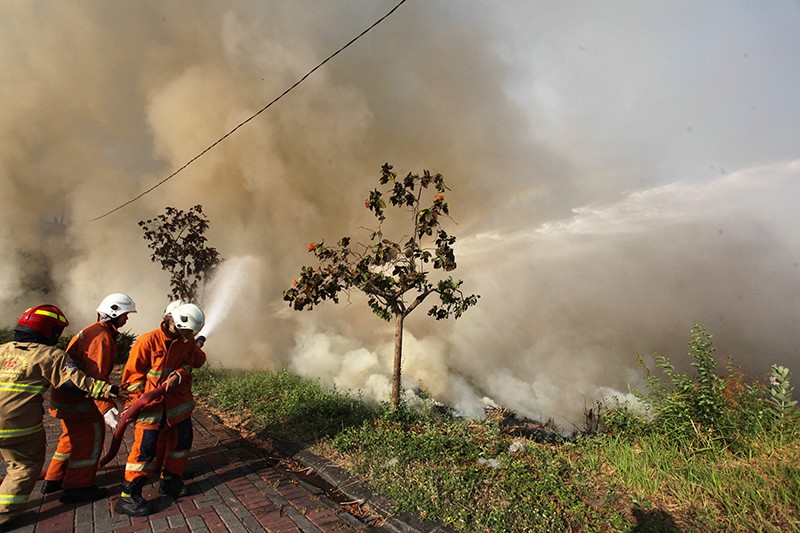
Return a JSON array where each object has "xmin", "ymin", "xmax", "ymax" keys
[
  {"xmin": 0, "ymin": 341, "xmax": 118, "ymax": 526},
  {"xmin": 121, "ymin": 323, "xmax": 205, "ymax": 484},
  {"xmin": 45, "ymin": 321, "xmax": 120, "ymax": 489}
]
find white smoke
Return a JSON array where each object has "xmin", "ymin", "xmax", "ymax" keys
[{"xmin": 1, "ymin": 2, "xmax": 799, "ymax": 426}]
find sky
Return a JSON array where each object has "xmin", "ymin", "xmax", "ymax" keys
[{"xmin": 1, "ymin": 1, "xmax": 799, "ymax": 425}]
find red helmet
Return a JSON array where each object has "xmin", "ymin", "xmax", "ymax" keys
[{"xmin": 15, "ymin": 304, "xmax": 69, "ymax": 345}]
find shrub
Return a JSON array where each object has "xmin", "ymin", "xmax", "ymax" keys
[
  {"xmin": 628, "ymin": 324, "xmax": 792, "ymax": 447},
  {"xmin": 114, "ymin": 330, "xmax": 137, "ymax": 365},
  {"xmin": 633, "ymin": 324, "xmax": 728, "ymax": 442},
  {"xmin": 767, "ymin": 365, "xmax": 797, "ymax": 423}
]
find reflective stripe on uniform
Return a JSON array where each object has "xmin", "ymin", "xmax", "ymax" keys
[
  {"xmin": 125, "ymin": 462, "xmax": 156, "ymax": 473},
  {"xmin": 0, "ymin": 381, "xmax": 47, "ymax": 395},
  {"xmin": 0, "ymin": 424, "xmax": 44, "ymax": 439},
  {"xmin": 89, "ymin": 381, "xmax": 107, "ymax": 398},
  {"xmin": 166, "ymin": 401, "xmax": 195, "ymax": 420},
  {"xmin": 67, "ymin": 457, "xmax": 98, "ymax": 469},
  {"xmin": 0, "ymin": 493, "xmax": 29, "ymax": 505},
  {"xmin": 52, "ymin": 451, "xmax": 70, "ymax": 461},
  {"xmin": 135, "ymin": 412, "xmax": 162, "ymax": 425}
]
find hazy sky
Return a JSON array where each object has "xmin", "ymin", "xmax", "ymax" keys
[{"xmin": 2, "ymin": 1, "xmax": 798, "ymax": 424}]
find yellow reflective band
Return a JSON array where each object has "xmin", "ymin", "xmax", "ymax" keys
[
  {"xmin": 0, "ymin": 494, "xmax": 30, "ymax": 504},
  {"xmin": 90, "ymin": 381, "xmax": 106, "ymax": 398},
  {"xmin": 53, "ymin": 452, "xmax": 70, "ymax": 461},
  {"xmin": 127, "ymin": 382, "xmax": 144, "ymax": 392},
  {"xmin": 0, "ymin": 424, "xmax": 44, "ymax": 438},
  {"xmin": 147, "ymin": 369, "xmax": 164, "ymax": 379},
  {"xmin": 68, "ymin": 457, "xmax": 100, "ymax": 469},
  {"xmin": 125, "ymin": 463, "xmax": 156, "ymax": 472},
  {"xmin": 0, "ymin": 382, "xmax": 47, "ymax": 395},
  {"xmin": 34, "ymin": 309, "xmax": 67, "ymax": 323},
  {"xmin": 166, "ymin": 401, "xmax": 195, "ymax": 419},
  {"xmin": 136, "ymin": 413, "xmax": 163, "ymax": 424}
]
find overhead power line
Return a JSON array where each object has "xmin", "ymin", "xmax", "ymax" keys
[{"xmin": 90, "ymin": 0, "xmax": 409, "ymax": 222}]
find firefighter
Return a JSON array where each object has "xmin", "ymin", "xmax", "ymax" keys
[
  {"xmin": 114, "ymin": 301, "xmax": 206, "ymax": 517},
  {"xmin": 42, "ymin": 293, "xmax": 137, "ymax": 503},
  {"xmin": 0, "ymin": 305, "xmax": 127, "ymax": 530}
]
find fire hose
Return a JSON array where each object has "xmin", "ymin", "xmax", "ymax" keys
[
  {"xmin": 99, "ymin": 382, "xmax": 168, "ymax": 467},
  {"xmin": 99, "ymin": 336, "xmax": 205, "ymax": 467}
]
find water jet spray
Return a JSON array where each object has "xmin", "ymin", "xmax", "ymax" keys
[{"xmin": 197, "ymin": 255, "xmax": 260, "ymax": 342}]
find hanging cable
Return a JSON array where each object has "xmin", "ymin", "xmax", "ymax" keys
[{"xmin": 90, "ymin": 0, "xmax": 409, "ymax": 222}]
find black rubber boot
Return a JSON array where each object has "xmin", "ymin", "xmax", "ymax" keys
[
  {"xmin": 41, "ymin": 479, "xmax": 63, "ymax": 494},
  {"xmin": 59, "ymin": 485, "xmax": 109, "ymax": 504},
  {"xmin": 114, "ymin": 478, "xmax": 152, "ymax": 517},
  {"xmin": 159, "ymin": 471, "xmax": 188, "ymax": 498}
]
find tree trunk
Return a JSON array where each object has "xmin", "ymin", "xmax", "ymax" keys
[{"xmin": 391, "ymin": 312, "xmax": 404, "ymax": 408}]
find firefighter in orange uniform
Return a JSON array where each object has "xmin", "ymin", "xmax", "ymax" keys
[
  {"xmin": 114, "ymin": 301, "xmax": 206, "ymax": 517},
  {"xmin": 0, "ymin": 305, "xmax": 127, "ymax": 530},
  {"xmin": 42, "ymin": 294, "xmax": 137, "ymax": 503}
]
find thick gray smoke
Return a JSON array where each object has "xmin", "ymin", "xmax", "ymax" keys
[{"xmin": 2, "ymin": 1, "xmax": 799, "ymax": 425}]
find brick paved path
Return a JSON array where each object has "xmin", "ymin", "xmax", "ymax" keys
[{"xmin": 1, "ymin": 409, "xmax": 380, "ymax": 532}]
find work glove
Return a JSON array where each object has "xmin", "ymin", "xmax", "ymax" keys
[
  {"xmin": 196, "ymin": 335, "xmax": 206, "ymax": 348},
  {"xmin": 104, "ymin": 407, "xmax": 120, "ymax": 430}
]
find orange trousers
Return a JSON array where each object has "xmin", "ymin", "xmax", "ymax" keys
[
  {"xmin": 44, "ymin": 419, "xmax": 105, "ymax": 489},
  {"xmin": 124, "ymin": 417, "xmax": 193, "ymax": 483}
]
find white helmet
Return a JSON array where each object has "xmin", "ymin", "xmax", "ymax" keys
[
  {"xmin": 164, "ymin": 299, "xmax": 187, "ymax": 316},
  {"xmin": 96, "ymin": 293, "xmax": 137, "ymax": 321},
  {"xmin": 170, "ymin": 303, "xmax": 205, "ymax": 334}
]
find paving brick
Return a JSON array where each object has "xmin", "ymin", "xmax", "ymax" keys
[
  {"xmin": 185, "ymin": 514, "xmax": 209, "ymax": 533},
  {"xmin": 3, "ymin": 403, "xmax": 455, "ymax": 533},
  {"xmin": 196, "ymin": 509, "xmax": 225, "ymax": 530}
]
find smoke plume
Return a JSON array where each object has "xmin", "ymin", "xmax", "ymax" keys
[{"xmin": 2, "ymin": 1, "xmax": 799, "ymax": 425}]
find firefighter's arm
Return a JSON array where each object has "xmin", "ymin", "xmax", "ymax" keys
[
  {"xmin": 46, "ymin": 349, "xmax": 127, "ymax": 400},
  {"xmin": 86, "ymin": 334, "xmax": 117, "ymax": 413},
  {"xmin": 55, "ymin": 334, "xmax": 86, "ymax": 396},
  {"xmin": 192, "ymin": 344, "xmax": 207, "ymax": 369},
  {"xmin": 120, "ymin": 337, "xmax": 149, "ymax": 407}
]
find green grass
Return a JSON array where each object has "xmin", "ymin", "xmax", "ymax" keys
[
  {"xmin": 325, "ymin": 410, "xmax": 631, "ymax": 532},
  {"xmin": 192, "ymin": 365, "xmax": 375, "ymax": 444},
  {"xmin": 580, "ymin": 431, "xmax": 800, "ymax": 532},
  {"xmin": 193, "ymin": 365, "xmax": 798, "ymax": 532}
]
